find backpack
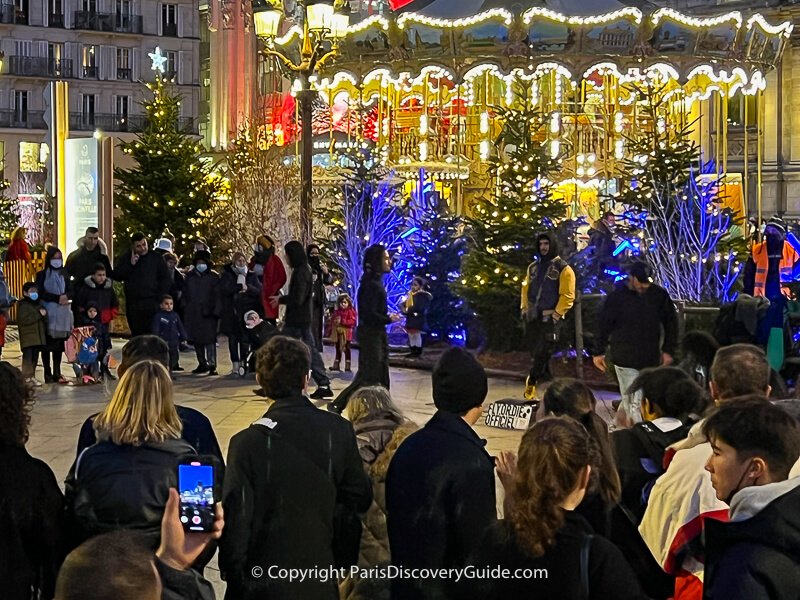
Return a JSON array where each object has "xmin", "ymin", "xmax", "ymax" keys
[
  {"xmin": 65, "ymin": 326, "xmax": 95, "ymax": 363},
  {"xmin": 77, "ymin": 335, "xmax": 99, "ymax": 365}
]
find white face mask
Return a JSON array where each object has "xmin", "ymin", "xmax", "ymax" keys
[
  {"xmin": 196, "ymin": 263, "xmax": 208, "ymax": 273},
  {"xmin": 233, "ymin": 265, "xmax": 247, "ymax": 275},
  {"xmin": 50, "ymin": 259, "xmax": 63, "ymax": 269}
]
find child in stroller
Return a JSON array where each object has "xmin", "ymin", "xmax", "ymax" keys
[{"xmin": 241, "ymin": 310, "xmax": 279, "ymax": 376}]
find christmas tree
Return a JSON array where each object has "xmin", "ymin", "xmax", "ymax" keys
[
  {"xmin": 115, "ymin": 67, "xmax": 222, "ymax": 257},
  {"xmin": 316, "ymin": 147, "xmax": 410, "ymax": 310},
  {"xmin": 617, "ymin": 83, "xmax": 744, "ymax": 302},
  {"xmin": 400, "ymin": 172, "xmax": 469, "ymax": 343},
  {"xmin": 458, "ymin": 85, "xmax": 567, "ymax": 350},
  {"xmin": 0, "ymin": 179, "xmax": 18, "ymax": 242}
]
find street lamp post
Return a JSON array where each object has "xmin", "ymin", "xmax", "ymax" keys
[{"xmin": 253, "ymin": 0, "xmax": 349, "ymax": 244}]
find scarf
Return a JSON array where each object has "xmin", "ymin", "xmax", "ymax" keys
[{"xmin": 43, "ymin": 268, "xmax": 74, "ymax": 339}]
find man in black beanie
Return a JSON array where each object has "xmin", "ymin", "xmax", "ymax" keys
[{"xmin": 386, "ymin": 347, "xmax": 496, "ymax": 600}]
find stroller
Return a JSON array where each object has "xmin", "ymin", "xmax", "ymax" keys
[
  {"xmin": 65, "ymin": 326, "xmax": 100, "ymax": 384},
  {"xmin": 240, "ymin": 311, "xmax": 279, "ymax": 377}
]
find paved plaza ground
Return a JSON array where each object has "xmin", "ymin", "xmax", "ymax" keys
[{"xmin": 3, "ymin": 333, "xmax": 620, "ymax": 595}]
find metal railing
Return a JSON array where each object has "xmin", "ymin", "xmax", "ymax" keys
[
  {"xmin": 0, "ymin": 109, "xmax": 47, "ymax": 129},
  {"xmin": 114, "ymin": 13, "xmax": 143, "ymax": 33},
  {"xmin": 162, "ymin": 22, "xmax": 177, "ymax": 36},
  {"xmin": 73, "ymin": 10, "xmax": 142, "ymax": 33},
  {"xmin": 49, "ymin": 12, "xmax": 64, "ymax": 27},
  {"xmin": 116, "ymin": 67, "xmax": 132, "ymax": 80},
  {"xmin": 81, "ymin": 65, "xmax": 98, "ymax": 78},
  {"xmin": 7, "ymin": 56, "xmax": 74, "ymax": 78},
  {"xmin": 68, "ymin": 112, "xmax": 197, "ymax": 133}
]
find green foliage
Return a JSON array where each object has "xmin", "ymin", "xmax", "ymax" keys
[
  {"xmin": 114, "ymin": 75, "xmax": 222, "ymax": 258},
  {"xmin": 458, "ymin": 85, "xmax": 566, "ymax": 350},
  {"xmin": 0, "ymin": 179, "xmax": 19, "ymax": 242}
]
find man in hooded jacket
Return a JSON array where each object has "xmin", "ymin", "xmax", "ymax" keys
[{"xmin": 520, "ymin": 233, "xmax": 576, "ymax": 400}]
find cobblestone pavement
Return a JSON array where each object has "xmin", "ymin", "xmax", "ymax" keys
[{"xmin": 5, "ymin": 335, "xmax": 619, "ymax": 595}]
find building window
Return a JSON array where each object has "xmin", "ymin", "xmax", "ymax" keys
[
  {"xmin": 49, "ymin": 0, "xmax": 63, "ymax": 26},
  {"xmin": 115, "ymin": 96, "xmax": 129, "ymax": 129},
  {"xmin": 117, "ymin": 48, "xmax": 131, "ymax": 80},
  {"xmin": 82, "ymin": 45, "xmax": 97, "ymax": 78},
  {"xmin": 727, "ymin": 95, "xmax": 757, "ymax": 128},
  {"xmin": 82, "ymin": 0, "xmax": 97, "ymax": 12},
  {"xmin": 15, "ymin": 40, "xmax": 32, "ymax": 57},
  {"xmin": 81, "ymin": 94, "xmax": 96, "ymax": 127},
  {"xmin": 0, "ymin": 141, "xmax": 4, "ymax": 181},
  {"xmin": 165, "ymin": 51, "xmax": 177, "ymax": 79},
  {"xmin": 14, "ymin": 91, "xmax": 29, "ymax": 125},
  {"xmin": 161, "ymin": 3, "xmax": 177, "ymax": 36}
]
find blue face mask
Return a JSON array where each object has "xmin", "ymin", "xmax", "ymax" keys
[
  {"xmin": 196, "ymin": 263, "xmax": 208, "ymax": 273},
  {"xmin": 29, "ymin": 292, "xmax": 39, "ymax": 301},
  {"xmin": 50, "ymin": 259, "xmax": 63, "ymax": 269}
]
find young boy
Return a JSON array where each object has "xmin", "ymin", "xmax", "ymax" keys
[
  {"xmin": 74, "ymin": 263, "xmax": 119, "ymax": 379},
  {"xmin": 16, "ymin": 282, "xmax": 47, "ymax": 386},
  {"xmin": 153, "ymin": 294, "xmax": 188, "ymax": 372}
]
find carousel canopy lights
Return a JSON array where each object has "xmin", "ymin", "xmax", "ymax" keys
[
  {"xmin": 397, "ymin": 8, "xmax": 513, "ymax": 29},
  {"xmin": 522, "ymin": 7, "xmax": 642, "ymax": 26}
]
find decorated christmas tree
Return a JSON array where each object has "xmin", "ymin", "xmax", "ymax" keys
[
  {"xmin": 316, "ymin": 147, "xmax": 410, "ymax": 310},
  {"xmin": 0, "ymin": 179, "xmax": 18, "ymax": 242},
  {"xmin": 458, "ymin": 85, "xmax": 567, "ymax": 349},
  {"xmin": 400, "ymin": 172, "xmax": 469, "ymax": 343},
  {"xmin": 115, "ymin": 51, "xmax": 222, "ymax": 257}
]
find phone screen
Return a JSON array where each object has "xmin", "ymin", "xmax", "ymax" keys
[{"xmin": 178, "ymin": 461, "xmax": 215, "ymax": 532}]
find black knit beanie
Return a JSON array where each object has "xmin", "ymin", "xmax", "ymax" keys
[{"xmin": 432, "ymin": 347, "xmax": 488, "ymax": 414}]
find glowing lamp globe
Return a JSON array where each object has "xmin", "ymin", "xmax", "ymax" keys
[
  {"xmin": 306, "ymin": 1, "xmax": 333, "ymax": 32},
  {"xmin": 253, "ymin": 5, "xmax": 282, "ymax": 38}
]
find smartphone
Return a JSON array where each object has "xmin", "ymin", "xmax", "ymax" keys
[{"xmin": 177, "ymin": 459, "xmax": 216, "ymax": 532}]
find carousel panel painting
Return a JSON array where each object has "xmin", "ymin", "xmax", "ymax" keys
[
  {"xmin": 456, "ymin": 19, "xmax": 510, "ymax": 54},
  {"xmin": 403, "ymin": 22, "xmax": 452, "ymax": 57},
  {"xmin": 581, "ymin": 19, "xmax": 637, "ymax": 54},
  {"xmin": 697, "ymin": 23, "xmax": 738, "ymax": 57},
  {"xmin": 651, "ymin": 21, "xmax": 698, "ymax": 55},
  {"xmin": 526, "ymin": 19, "xmax": 575, "ymax": 53}
]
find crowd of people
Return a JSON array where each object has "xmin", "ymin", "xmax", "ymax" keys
[{"xmin": 2, "ymin": 226, "xmax": 800, "ymax": 600}]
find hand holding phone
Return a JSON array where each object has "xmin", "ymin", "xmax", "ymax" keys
[
  {"xmin": 177, "ymin": 459, "xmax": 217, "ymax": 533},
  {"xmin": 157, "ymin": 488, "xmax": 223, "ymax": 571}
]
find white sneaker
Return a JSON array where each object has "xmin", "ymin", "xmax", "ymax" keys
[{"xmin": 27, "ymin": 378, "xmax": 43, "ymax": 387}]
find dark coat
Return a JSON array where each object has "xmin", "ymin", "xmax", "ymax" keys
[
  {"xmin": 76, "ymin": 407, "xmax": 225, "ymax": 468},
  {"xmin": 310, "ymin": 260, "xmax": 332, "ymax": 308},
  {"xmin": 16, "ymin": 297, "xmax": 47, "ymax": 348},
  {"xmin": 156, "ymin": 558, "xmax": 216, "ymax": 600},
  {"xmin": 65, "ymin": 438, "xmax": 196, "ymax": 550},
  {"xmin": 167, "ymin": 266, "xmax": 185, "ymax": 305},
  {"xmin": 386, "ymin": 410, "xmax": 497, "ymax": 600},
  {"xmin": 358, "ymin": 277, "xmax": 390, "ymax": 330},
  {"xmin": 220, "ymin": 394, "xmax": 372, "ymax": 600},
  {"xmin": 596, "ymin": 280, "xmax": 679, "ymax": 369},
  {"xmin": 219, "ymin": 264, "xmax": 262, "ymax": 335},
  {"xmin": 279, "ymin": 265, "xmax": 313, "ymax": 328},
  {"xmin": 183, "ymin": 269, "xmax": 222, "ymax": 345},
  {"xmin": 74, "ymin": 275, "xmax": 119, "ymax": 324},
  {"xmin": 468, "ymin": 512, "xmax": 648, "ymax": 600},
  {"xmin": 704, "ymin": 482, "xmax": 800, "ymax": 600},
  {"xmin": 113, "ymin": 250, "xmax": 171, "ymax": 311},
  {"xmin": 65, "ymin": 245, "xmax": 113, "ymax": 289},
  {"xmin": 404, "ymin": 290, "xmax": 432, "ymax": 331},
  {"xmin": 153, "ymin": 310, "xmax": 188, "ymax": 348},
  {"xmin": 0, "ymin": 444, "xmax": 65, "ymax": 600}
]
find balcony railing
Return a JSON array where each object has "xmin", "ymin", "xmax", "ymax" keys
[
  {"xmin": 7, "ymin": 56, "xmax": 74, "ymax": 78},
  {"xmin": 69, "ymin": 112, "xmax": 197, "ymax": 133},
  {"xmin": 0, "ymin": 109, "xmax": 47, "ymax": 129},
  {"xmin": 81, "ymin": 65, "xmax": 98, "ymax": 78},
  {"xmin": 73, "ymin": 10, "xmax": 143, "ymax": 32},
  {"xmin": 162, "ymin": 22, "xmax": 177, "ymax": 36},
  {"xmin": 114, "ymin": 13, "xmax": 142, "ymax": 33},
  {"xmin": 116, "ymin": 67, "xmax": 132, "ymax": 80},
  {"xmin": 0, "ymin": 3, "xmax": 27, "ymax": 24},
  {"xmin": 49, "ymin": 12, "xmax": 64, "ymax": 27}
]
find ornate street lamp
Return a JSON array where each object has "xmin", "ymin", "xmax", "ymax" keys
[{"xmin": 253, "ymin": 0, "xmax": 349, "ymax": 243}]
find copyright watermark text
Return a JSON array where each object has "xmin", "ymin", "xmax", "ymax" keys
[{"xmin": 249, "ymin": 564, "xmax": 547, "ymax": 583}]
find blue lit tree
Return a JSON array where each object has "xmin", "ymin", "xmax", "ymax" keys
[
  {"xmin": 317, "ymin": 147, "xmax": 411, "ymax": 310},
  {"xmin": 398, "ymin": 172, "xmax": 469, "ymax": 343}
]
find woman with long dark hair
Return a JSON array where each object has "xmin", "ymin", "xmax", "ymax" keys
[
  {"xmin": 473, "ymin": 418, "xmax": 646, "ymax": 599},
  {"xmin": 0, "ymin": 362, "xmax": 64, "ymax": 600},
  {"xmin": 330, "ymin": 244, "xmax": 398, "ymax": 413},
  {"xmin": 35, "ymin": 245, "xmax": 73, "ymax": 383}
]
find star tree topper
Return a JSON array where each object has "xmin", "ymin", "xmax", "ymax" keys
[{"xmin": 149, "ymin": 46, "xmax": 167, "ymax": 73}]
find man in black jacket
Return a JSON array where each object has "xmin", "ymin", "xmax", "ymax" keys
[
  {"xmin": 114, "ymin": 233, "xmax": 171, "ymax": 337},
  {"xmin": 703, "ymin": 399, "xmax": 800, "ymax": 599},
  {"xmin": 593, "ymin": 261, "xmax": 678, "ymax": 428},
  {"xmin": 65, "ymin": 227, "xmax": 113, "ymax": 294},
  {"xmin": 220, "ymin": 336, "xmax": 372, "ymax": 600},
  {"xmin": 386, "ymin": 347, "xmax": 496, "ymax": 600},
  {"xmin": 270, "ymin": 240, "xmax": 333, "ymax": 399},
  {"xmin": 329, "ymin": 244, "xmax": 398, "ymax": 413}
]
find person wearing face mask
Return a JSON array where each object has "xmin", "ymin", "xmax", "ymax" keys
[
  {"xmin": 219, "ymin": 252, "xmax": 263, "ymax": 375},
  {"xmin": 702, "ymin": 399, "xmax": 800, "ymax": 600},
  {"xmin": 183, "ymin": 250, "xmax": 221, "ymax": 376},
  {"xmin": 17, "ymin": 282, "xmax": 47, "ymax": 386},
  {"xmin": 251, "ymin": 234, "xmax": 286, "ymax": 326},
  {"xmin": 35, "ymin": 246, "xmax": 74, "ymax": 384},
  {"xmin": 306, "ymin": 244, "xmax": 332, "ymax": 352}
]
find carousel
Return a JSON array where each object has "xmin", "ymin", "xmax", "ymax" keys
[{"xmin": 258, "ymin": 4, "xmax": 792, "ymax": 220}]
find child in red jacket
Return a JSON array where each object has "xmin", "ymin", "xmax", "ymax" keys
[{"xmin": 330, "ymin": 293, "xmax": 356, "ymax": 372}]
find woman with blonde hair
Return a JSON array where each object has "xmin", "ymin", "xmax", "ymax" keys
[
  {"xmin": 341, "ymin": 386, "xmax": 416, "ymax": 600},
  {"xmin": 471, "ymin": 417, "xmax": 646, "ymax": 599},
  {"xmin": 65, "ymin": 360, "xmax": 194, "ymax": 549}
]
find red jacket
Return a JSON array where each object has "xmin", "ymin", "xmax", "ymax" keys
[
  {"xmin": 260, "ymin": 254, "xmax": 287, "ymax": 320},
  {"xmin": 6, "ymin": 239, "xmax": 32, "ymax": 263},
  {"xmin": 331, "ymin": 306, "xmax": 357, "ymax": 341}
]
